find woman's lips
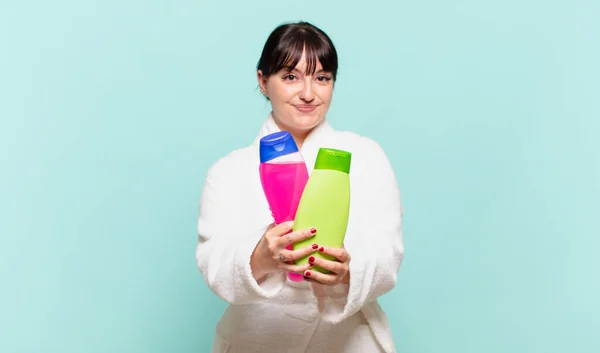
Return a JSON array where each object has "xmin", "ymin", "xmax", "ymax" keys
[{"xmin": 294, "ymin": 104, "xmax": 317, "ymax": 113}]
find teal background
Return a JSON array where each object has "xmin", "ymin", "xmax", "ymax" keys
[{"xmin": 1, "ymin": 0, "xmax": 598, "ymax": 352}]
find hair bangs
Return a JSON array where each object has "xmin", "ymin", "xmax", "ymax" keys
[{"xmin": 258, "ymin": 22, "xmax": 338, "ymax": 80}]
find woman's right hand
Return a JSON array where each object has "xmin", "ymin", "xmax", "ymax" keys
[{"xmin": 251, "ymin": 221, "xmax": 318, "ymax": 281}]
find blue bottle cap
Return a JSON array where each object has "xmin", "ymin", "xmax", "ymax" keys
[{"xmin": 259, "ymin": 131, "xmax": 299, "ymax": 163}]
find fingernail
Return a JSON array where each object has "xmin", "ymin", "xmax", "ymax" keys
[
  {"xmin": 312, "ymin": 243, "xmax": 318, "ymax": 249},
  {"xmin": 304, "ymin": 271, "xmax": 311, "ymax": 277},
  {"xmin": 310, "ymin": 228, "xmax": 317, "ymax": 234},
  {"xmin": 319, "ymin": 247, "xmax": 324, "ymax": 252},
  {"xmin": 308, "ymin": 256, "xmax": 315, "ymax": 263}
]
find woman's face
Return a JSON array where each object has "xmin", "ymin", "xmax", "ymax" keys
[{"xmin": 258, "ymin": 51, "xmax": 334, "ymax": 136}]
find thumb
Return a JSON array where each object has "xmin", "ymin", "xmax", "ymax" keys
[{"xmin": 267, "ymin": 221, "xmax": 294, "ymax": 238}]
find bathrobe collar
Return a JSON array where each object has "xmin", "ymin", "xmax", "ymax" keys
[{"xmin": 253, "ymin": 112, "xmax": 336, "ymax": 173}]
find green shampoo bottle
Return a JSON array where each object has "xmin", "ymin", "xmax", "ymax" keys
[{"xmin": 292, "ymin": 148, "xmax": 351, "ymax": 273}]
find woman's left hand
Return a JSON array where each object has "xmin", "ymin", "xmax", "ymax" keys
[{"xmin": 303, "ymin": 246, "xmax": 351, "ymax": 285}]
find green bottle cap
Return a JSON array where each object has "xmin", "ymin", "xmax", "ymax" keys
[{"xmin": 314, "ymin": 148, "xmax": 352, "ymax": 174}]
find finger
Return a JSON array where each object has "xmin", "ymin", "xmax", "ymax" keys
[
  {"xmin": 303, "ymin": 269, "xmax": 339, "ymax": 285},
  {"xmin": 274, "ymin": 244, "xmax": 316, "ymax": 263},
  {"xmin": 301, "ymin": 276, "xmax": 319, "ymax": 284},
  {"xmin": 280, "ymin": 227, "xmax": 317, "ymax": 247},
  {"xmin": 308, "ymin": 255, "xmax": 348, "ymax": 274},
  {"xmin": 279, "ymin": 243, "xmax": 319, "ymax": 262},
  {"xmin": 318, "ymin": 246, "xmax": 351, "ymax": 262},
  {"xmin": 277, "ymin": 262, "xmax": 312, "ymax": 274},
  {"xmin": 266, "ymin": 221, "xmax": 294, "ymax": 238}
]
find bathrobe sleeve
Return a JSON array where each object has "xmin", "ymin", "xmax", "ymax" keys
[
  {"xmin": 195, "ymin": 156, "xmax": 286, "ymax": 305},
  {"xmin": 311, "ymin": 138, "xmax": 404, "ymax": 324}
]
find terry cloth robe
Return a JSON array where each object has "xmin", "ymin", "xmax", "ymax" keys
[{"xmin": 196, "ymin": 113, "xmax": 404, "ymax": 353}]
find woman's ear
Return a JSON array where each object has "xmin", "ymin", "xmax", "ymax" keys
[{"xmin": 257, "ymin": 70, "xmax": 268, "ymax": 97}]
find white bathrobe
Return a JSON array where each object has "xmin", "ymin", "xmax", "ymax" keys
[{"xmin": 196, "ymin": 114, "xmax": 404, "ymax": 353}]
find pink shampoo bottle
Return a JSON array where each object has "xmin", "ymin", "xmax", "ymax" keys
[{"xmin": 259, "ymin": 131, "xmax": 309, "ymax": 282}]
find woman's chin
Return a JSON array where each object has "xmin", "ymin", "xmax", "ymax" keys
[
  {"xmin": 273, "ymin": 110, "xmax": 325, "ymax": 133},
  {"xmin": 292, "ymin": 114, "xmax": 324, "ymax": 130}
]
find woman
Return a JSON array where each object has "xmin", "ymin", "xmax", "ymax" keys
[{"xmin": 196, "ymin": 21, "xmax": 404, "ymax": 353}]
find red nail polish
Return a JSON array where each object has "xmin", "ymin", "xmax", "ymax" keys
[
  {"xmin": 308, "ymin": 256, "xmax": 315, "ymax": 263},
  {"xmin": 310, "ymin": 228, "xmax": 317, "ymax": 234},
  {"xmin": 305, "ymin": 271, "xmax": 311, "ymax": 277},
  {"xmin": 312, "ymin": 243, "xmax": 318, "ymax": 249},
  {"xmin": 319, "ymin": 247, "xmax": 324, "ymax": 252}
]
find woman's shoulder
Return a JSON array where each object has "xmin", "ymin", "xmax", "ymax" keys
[
  {"xmin": 333, "ymin": 129, "xmax": 389, "ymax": 159},
  {"xmin": 332, "ymin": 129, "xmax": 399, "ymax": 189}
]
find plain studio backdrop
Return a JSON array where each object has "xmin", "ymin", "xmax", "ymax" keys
[{"xmin": 1, "ymin": 1, "xmax": 598, "ymax": 352}]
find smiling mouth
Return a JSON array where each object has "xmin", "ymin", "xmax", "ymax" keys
[{"xmin": 294, "ymin": 104, "xmax": 317, "ymax": 113}]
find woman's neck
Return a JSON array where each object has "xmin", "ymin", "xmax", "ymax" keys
[
  {"xmin": 290, "ymin": 131, "xmax": 308, "ymax": 150},
  {"xmin": 271, "ymin": 116, "xmax": 310, "ymax": 150}
]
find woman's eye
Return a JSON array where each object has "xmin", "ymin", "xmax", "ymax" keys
[
  {"xmin": 283, "ymin": 74, "xmax": 297, "ymax": 80},
  {"xmin": 317, "ymin": 76, "xmax": 332, "ymax": 82}
]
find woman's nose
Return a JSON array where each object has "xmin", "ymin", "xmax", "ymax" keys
[{"xmin": 299, "ymin": 80, "xmax": 315, "ymax": 101}]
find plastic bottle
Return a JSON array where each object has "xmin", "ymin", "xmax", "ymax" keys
[
  {"xmin": 259, "ymin": 131, "xmax": 309, "ymax": 282},
  {"xmin": 292, "ymin": 148, "xmax": 352, "ymax": 273}
]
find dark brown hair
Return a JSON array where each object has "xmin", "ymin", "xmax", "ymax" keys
[{"xmin": 257, "ymin": 21, "xmax": 339, "ymax": 80}]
